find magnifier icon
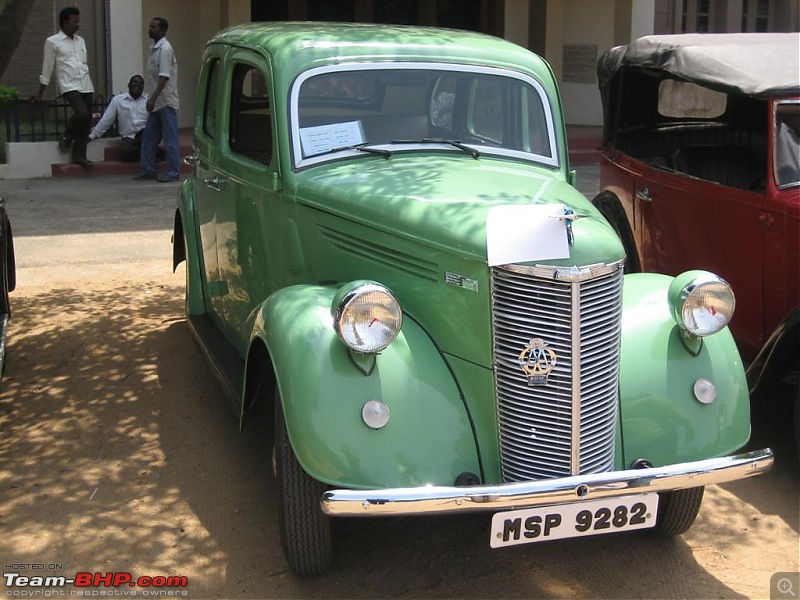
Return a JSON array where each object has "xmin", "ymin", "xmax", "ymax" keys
[{"xmin": 778, "ymin": 578, "xmax": 796, "ymax": 597}]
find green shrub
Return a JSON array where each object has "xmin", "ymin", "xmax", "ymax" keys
[{"xmin": 0, "ymin": 85, "xmax": 19, "ymax": 104}]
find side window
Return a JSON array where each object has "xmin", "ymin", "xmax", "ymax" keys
[
  {"xmin": 203, "ymin": 58, "xmax": 221, "ymax": 138},
  {"xmin": 228, "ymin": 62, "xmax": 273, "ymax": 165},
  {"xmin": 775, "ymin": 101, "xmax": 800, "ymax": 188}
]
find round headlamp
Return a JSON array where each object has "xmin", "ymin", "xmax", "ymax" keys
[
  {"xmin": 668, "ymin": 271, "xmax": 735, "ymax": 337},
  {"xmin": 331, "ymin": 281, "xmax": 402, "ymax": 353}
]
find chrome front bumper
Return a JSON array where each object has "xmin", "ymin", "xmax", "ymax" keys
[{"xmin": 321, "ymin": 448, "xmax": 774, "ymax": 516}]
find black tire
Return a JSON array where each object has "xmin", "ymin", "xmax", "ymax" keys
[
  {"xmin": 652, "ymin": 486, "xmax": 704, "ymax": 536},
  {"xmin": 0, "ymin": 232, "xmax": 10, "ymax": 318},
  {"xmin": 591, "ymin": 192, "xmax": 641, "ymax": 274},
  {"xmin": 0, "ymin": 233, "xmax": 10, "ymax": 379},
  {"xmin": 275, "ymin": 392, "xmax": 332, "ymax": 576}
]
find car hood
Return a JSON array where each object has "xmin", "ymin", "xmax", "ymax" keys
[{"xmin": 294, "ymin": 154, "xmax": 622, "ymax": 266}]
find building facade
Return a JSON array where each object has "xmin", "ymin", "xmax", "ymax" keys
[{"xmin": 2, "ymin": 0, "xmax": 798, "ymax": 130}]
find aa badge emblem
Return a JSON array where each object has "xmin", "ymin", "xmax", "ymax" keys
[{"xmin": 518, "ymin": 337, "xmax": 558, "ymax": 386}]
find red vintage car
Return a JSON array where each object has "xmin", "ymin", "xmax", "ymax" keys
[{"xmin": 592, "ymin": 33, "xmax": 799, "ymax": 448}]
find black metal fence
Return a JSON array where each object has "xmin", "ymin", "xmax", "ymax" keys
[{"xmin": 2, "ymin": 96, "xmax": 115, "ymax": 143}]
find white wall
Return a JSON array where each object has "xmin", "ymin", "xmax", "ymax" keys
[
  {"xmin": 631, "ymin": 0, "xmax": 656, "ymax": 40},
  {"xmin": 555, "ymin": 0, "xmax": 616, "ymax": 126},
  {"xmin": 1, "ymin": 139, "xmax": 117, "ymax": 179},
  {"xmin": 504, "ymin": 0, "xmax": 530, "ymax": 48},
  {"xmin": 108, "ymin": 0, "xmax": 144, "ymax": 95}
]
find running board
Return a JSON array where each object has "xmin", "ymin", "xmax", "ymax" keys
[{"xmin": 187, "ymin": 314, "xmax": 244, "ymax": 412}]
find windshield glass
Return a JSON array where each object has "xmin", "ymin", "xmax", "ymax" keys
[{"xmin": 290, "ymin": 64, "xmax": 557, "ymax": 169}]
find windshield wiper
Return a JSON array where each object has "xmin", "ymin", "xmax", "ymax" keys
[
  {"xmin": 390, "ymin": 137, "xmax": 480, "ymax": 158},
  {"xmin": 309, "ymin": 142, "xmax": 392, "ymax": 159}
]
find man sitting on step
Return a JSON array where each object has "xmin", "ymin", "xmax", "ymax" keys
[{"xmin": 89, "ymin": 75, "xmax": 164, "ymax": 162}]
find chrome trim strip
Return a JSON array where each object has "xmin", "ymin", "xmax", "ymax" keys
[
  {"xmin": 501, "ymin": 260, "xmax": 624, "ymax": 281},
  {"xmin": 320, "ymin": 448, "xmax": 773, "ymax": 516},
  {"xmin": 570, "ymin": 280, "xmax": 581, "ymax": 475}
]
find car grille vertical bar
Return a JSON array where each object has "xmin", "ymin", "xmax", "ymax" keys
[{"xmin": 491, "ymin": 262, "xmax": 624, "ymax": 482}]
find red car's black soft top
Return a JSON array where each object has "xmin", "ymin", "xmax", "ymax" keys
[{"xmin": 598, "ymin": 33, "xmax": 800, "ymax": 100}]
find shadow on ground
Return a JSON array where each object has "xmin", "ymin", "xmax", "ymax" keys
[{"xmin": 1, "ymin": 281, "xmax": 793, "ymax": 599}]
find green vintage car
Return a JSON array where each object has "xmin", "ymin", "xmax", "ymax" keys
[{"xmin": 173, "ymin": 22, "xmax": 774, "ymax": 576}]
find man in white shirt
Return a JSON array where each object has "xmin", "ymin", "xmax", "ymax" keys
[
  {"xmin": 89, "ymin": 75, "xmax": 148, "ymax": 162},
  {"xmin": 32, "ymin": 6, "xmax": 95, "ymax": 167},
  {"xmin": 136, "ymin": 17, "xmax": 181, "ymax": 182}
]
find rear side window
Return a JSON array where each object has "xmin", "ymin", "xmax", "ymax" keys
[
  {"xmin": 228, "ymin": 62, "xmax": 273, "ymax": 165},
  {"xmin": 658, "ymin": 80, "xmax": 726, "ymax": 118}
]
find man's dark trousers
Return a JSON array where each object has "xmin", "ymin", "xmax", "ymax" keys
[{"xmin": 62, "ymin": 90, "xmax": 93, "ymax": 161}]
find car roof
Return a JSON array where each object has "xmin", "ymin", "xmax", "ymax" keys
[
  {"xmin": 597, "ymin": 33, "xmax": 800, "ymax": 99},
  {"xmin": 207, "ymin": 21, "xmax": 553, "ymax": 82}
]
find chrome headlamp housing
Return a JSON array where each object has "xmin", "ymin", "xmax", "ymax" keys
[
  {"xmin": 668, "ymin": 271, "xmax": 735, "ymax": 337},
  {"xmin": 331, "ymin": 281, "xmax": 403, "ymax": 354}
]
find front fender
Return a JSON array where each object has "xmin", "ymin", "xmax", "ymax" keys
[
  {"xmin": 746, "ymin": 304, "xmax": 800, "ymax": 395},
  {"xmin": 254, "ymin": 284, "xmax": 481, "ymax": 489},
  {"xmin": 174, "ymin": 180, "xmax": 206, "ymax": 316},
  {"xmin": 619, "ymin": 274, "xmax": 750, "ymax": 467}
]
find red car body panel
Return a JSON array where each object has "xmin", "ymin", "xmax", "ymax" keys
[{"xmin": 598, "ymin": 101, "xmax": 800, "ymax": 362}]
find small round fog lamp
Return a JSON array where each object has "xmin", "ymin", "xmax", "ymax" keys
[
  {"xmin": 362, "ymin": 400, "xmax": 391, "ymax": 429},
  {"xmin": 693, "ymin": 378, "xmax": 717, "ymax": 405}
]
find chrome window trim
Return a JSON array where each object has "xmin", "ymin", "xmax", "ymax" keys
[
  {"xmin": 773, "ymin": 99, "xmax": 800, "ymax": 191},
  {"xmin": 290, "ymin": 62, "xmax": 560, "ymax": 170}
]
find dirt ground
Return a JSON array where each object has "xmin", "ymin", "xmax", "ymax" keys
[{"xmin": 0, "ymin": 174, "xmax": 797, "ymax": 600}]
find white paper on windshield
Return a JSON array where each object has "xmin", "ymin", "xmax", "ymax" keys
[
  {"xmin": 486, "ymin": 203, "xmax": 570, "ymax": 266},
  {"xmin": 299, "ymin": 121, "xmax": 364, "ymax": 156}
]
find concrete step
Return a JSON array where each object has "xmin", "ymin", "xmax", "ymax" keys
[
  {"xmin": 51, "ymin": 143, "xmax": 193, "ymax": 177},
  {"xmin": 569, "ymin": 148, "xmax": 602, "ymax": 165},
  {"xmin": 51, "ymin": 130, "xmax": 194, "ymax": 177},
  {"xmin": 566, "ymin": 125, "xmax": 602, "ymax": 164}
]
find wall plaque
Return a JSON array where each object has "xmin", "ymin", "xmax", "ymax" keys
[{"xmin": 563, "ymin": 44, "xmax": 598, "ymax": 84}]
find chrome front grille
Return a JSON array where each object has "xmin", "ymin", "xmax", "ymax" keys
[{"xmin": 492, "ymin": 262, "xmax": 624, "ymax": 482}]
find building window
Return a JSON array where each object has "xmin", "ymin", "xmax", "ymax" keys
[
  {"xmin": 696, "ymin": 0, "xmax": 710, "ymax": 31},
  {"xmin": 681, "ymin": 0, "xmax": 688, "ymax": 31},
  {"xmin": 756, "ymin": 0, "xmax": 769, "ymax": 31}
]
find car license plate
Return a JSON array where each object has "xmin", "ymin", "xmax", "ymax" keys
[{"xmin": 490, "ymin": 494, "xmax": 659, "ymax": 548}]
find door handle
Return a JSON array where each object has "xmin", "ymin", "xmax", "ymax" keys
[
  {"xmin": 183, "ymin": 154, "xmax": 198, "ymax": 167},
  {"xmin": 636, "ymin": 187, "xmax": 652, "ymax": 202},
  {"xmin": 203, "ymin": 176, "xmax": 222, "ymax": 191}
]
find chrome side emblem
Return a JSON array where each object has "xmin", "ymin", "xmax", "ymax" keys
[{"xmin": 518, "ymin": 337, "xmax": 558, "ymax": 386}]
